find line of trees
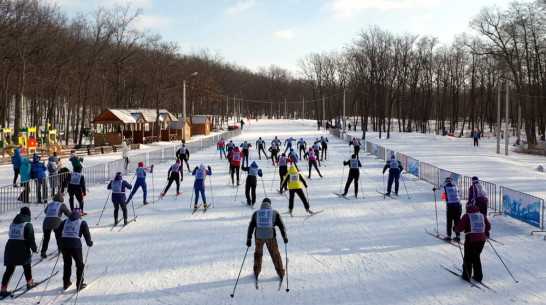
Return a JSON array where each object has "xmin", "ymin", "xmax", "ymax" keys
[{"xmin": 1, "ymin": 0, "xmax": 545, "ymax": 146}]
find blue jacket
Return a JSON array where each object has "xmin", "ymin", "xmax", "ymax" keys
[
  {"xmin": 107, "ymin": 173, "xmax": 132, "ymax": 203},
  {"xmin": 11, "ymin": 148, "xmax": 23, "ymax": 169},
  {"xmin": 31, "ymin": 155, "xmax": 47, "ymax": 179},
  {"xmin": 20, "ymin": 158, "xmax": 32, "ymax": 182},
  {"xmin": 56, "ymin": 213, "xmax": 92, "ymax": 249}
]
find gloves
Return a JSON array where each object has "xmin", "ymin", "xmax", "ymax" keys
[
  {"xmin": 246, "ymin": 239, "xmax": 251, "ymax": 247},
  {"xmin": 82, "ymin": 192, "xmax": 86, "ymax": 196},
  {"xmin": 283, "ymin": 237, "xmax": 288, "ymax": 244},
  {"xmin": 432, "ymin": 187, "xmax": 437, "ymax": 192},
  {"xmin": 88, "ymin": 241, "xmax": 93, "ymax": 247}
]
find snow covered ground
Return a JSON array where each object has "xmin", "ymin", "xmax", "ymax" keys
[{"xmin": 1, "ymin": 119, "xmax": 546, "ymax": 305}]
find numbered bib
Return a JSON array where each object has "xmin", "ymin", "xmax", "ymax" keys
[
  {"xmin": 469, "ymin": 213, "xmax": 485, "ymax": 233},
  {"xmin": 8, "ymin": 222, "xmax": 27, "ymax": 240},
  {"xmin": 290, "ymin": 173, "xmax": 299, "ymax": 182},
  {"xmin": 45, "ymin": 202, "xmax": 62, "ymax": 218},
  {"xmin": 256, "ymin": 209, "xmax": 273, "ymax": 228},
  {"xmin": 70, "ymin": 172, "xmax": 82, "ymax": 185},
  {"xmin": 350, "ymin": 159, "xmax": 359, "ymax": 168},
  {"xmin": 62, "ymin": 219, "xmax": 82, "ymax": 239}
]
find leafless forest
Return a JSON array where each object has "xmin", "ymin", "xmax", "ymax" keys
[{"xmin": 1, "ymin": 0, "xmax": 545, "ymax": 146}]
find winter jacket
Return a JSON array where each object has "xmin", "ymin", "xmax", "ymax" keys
[
  {"xmin": 62, "ymin": 171, "xmax": 86, "ymax": 195},
  {"xmin": 20, "ymin": 158, "xmax": 32, "ymax": 182},
  {"xmin": 11, "ymin": 148, "xmax": 23, "ymax": 169},
  {"xmin": 121, "ymin": 141, "xmax": 130, "ymax": 158},
  {"xmin": 69, "ymin": 154, "xmax": 84, "ymax": 170},
  {"xmin": 47, "ymin": 156, "xmax": 59, "ymax": 174},
  {"xmin": 42, "ymin": 201, "xmax": 71, "ymax": 231},
  {"xmin": 55, "ymin": 213, "xmax": 93, "ymax": 249},
  {"xmin": 442, "ymin": 182, "xmax": 461, "ymax": 207},
  {"xmin": 343, "ymin": 158, "xmax": 362, "ymax": 173},
  {"xmin": 382, "ymin": 158, "xmax": 403, "ymax": 174},
  {"xmin": 228, "ymin": 148, "xmax": 244, "ymax": 166},
  {"xmin": 247, "ymin": 200, "xmax": 287, "ymax": 240},
  {"xmin": 242, "ymin": 162, "xmax": 263, "ymax": 186},
  {"xmin": 281, "ymin": 165, "xmax": 308, "ymax": 190},
  {"xmin": 4, "ymin": 213, "xmax": 37, "ymax": 266},
  {"xmin": 454, "ymin": 205, "xmax": 491, "ymax": 242},
  {"xmin": 468, "ymin": 181, "xmax": 489, "ymax": 204},
  {"xmin": 107, "ymin": 172, "xmax": 132, "ymax": 204},
  {"xmin": 176, "ymin": 146, "xmax": 190, "ymax": 159},
  {"xmin": 31, "ymin": 155, "xmax": 47, "ymax": 179}
]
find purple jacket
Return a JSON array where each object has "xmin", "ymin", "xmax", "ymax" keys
[
  {"xmin": 454, "ymin": 205, "xmax": 491, "ymax": 242},
  {"xmin": 468, "ymin": 182, "xmax": 488, "ymax": 204},
  {"xmin": 107, "ymin": 172, "xmax": 132, "ymax": 203}
]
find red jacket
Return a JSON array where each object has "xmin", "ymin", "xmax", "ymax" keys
[
  {"xmin": 228, "ymin": 148, "xmax": 244, "ymax": 166},
  {"xmin": 454, "ymin": 205, "xmax": 491, "ymax": 242}
]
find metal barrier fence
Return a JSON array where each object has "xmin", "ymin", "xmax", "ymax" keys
[{"xmin": 1, "ymin": 129, "xmax": 242, "ymax": 214}]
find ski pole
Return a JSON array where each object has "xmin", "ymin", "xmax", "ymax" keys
[
  {"xmin": 130, "ymin": 198, "xmax": 136, "ymax": 219},
  {"xmin": 211, "ymin": 149, "xmax": 218, "ymax": 161},
  {"xmin": 74, "ymin": 247, "xmax": 91, "ymax": 304},
  {"xmin": 189, "ymin": 188, "xmax": 194, "ymax": 209},
  {"xmin": 209, "ymin": 175, "xmax": 214, "ymax": 208},
  {"xmin": 37, "ymin": 251, "xmax": 61, "ymax": 304},
  {"xmin": 260, "ymin": 176, "xmax": 267, "ymax": 198},
  {"xmin": 234, "ymin": 183, "xmax": 240, "ymax": 201},
  {"xmin": 11, "ymin": 272, "xmax": 24, "ymax": 298},
  {"xmin": 457, "ymin": 241, "xmax": 474, "ymax": 287},
  {"xmin": 285, "ymin": 243, "xmax": 289, "ymax": 292},
  {"xmin": 270, "ymin": 172, "xmax": 276, "ymax": 191},
  {"xmin": 96, "ymin": 191, "xmax": 112, "ymax": 226},
  {"xmin": 230, "ymin": 246, "xmax": 250, "ymax": 298},
  {"xmin": 36, "ymin": 235, "xmax": 44, "ymax": 254},
  {"xmin": 487, "ymin": 239, "xmax": 518, "ymax": 283},
  {"xmin": 401, "ymin": 174, "xmax": 410, "ymax": 199},
  {"xmin": 433, "ymin": 190, "xmax": 439, "ymax": 235},
  {"xmin": 382, "ymin": 173, "xmax": 386, "ymax": 199},
  {"xmin": 358, "ymin": 172, "xmax": 364, "ymax": 198},
  {"xmin": 151, "ymin": 167, "xmax": 155, "ymax": 204},
  {"xmin": 34, "ymin": 206, "xmax": 47, "ymax": 221},
  {"xmin": 339, "ymin": 166, "xmax": 345, "ymax": 194}
]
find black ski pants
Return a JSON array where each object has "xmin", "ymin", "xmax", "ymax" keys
[
  {"xmin": 113, "ymin": 201, "xmax": 128, "ymax": 222},
  {"xmin": 321, "ymin": 143, "xmax": 327, "ymax": 160},
  {"xmin": 288, "ymin": 188, "xmax": 310, "ymax": 211},
  {"xmin": 462, "ymin": 240, "xmax": 485, "ymax": 282},
  {"xmin": 1, "ymin": 265, "xmax": 32, "ymax": 286},
  {"xmin": 298, "ymin": 146, "xmax": 306, "ymax": 160},
  {"xmin": 344, "ymin": 169, "xmax": 360, "ymax": 195},
  {"xmin": 446, "ymin": 205, "xmax": 462, "ymax": 238},
  {"xmin": 278, "ymin": 166, "xmax": 287, "ymax": 191},
  {"xmin": 230, "ymin": 165, "xmax": 240, "ymax": 185},
  {"xmin": 257, "ymin": 145, "xmax": 268, "ymax": 159},
  {"xmin": 69, "ymin": 192, "xmax": 84, "ymax": 212},
  {"xmin": 61, "ymin": 247, "xmax": 84, "ymax": 287},
  {"xmin": 42, "ymin": 228, "xmax": 60, "ymax": 254},
  {"xmin": 308, "ymin": 160, "xmax": 322, "ymax": 178},
  {"xmin": 245, "ymin": 182, "xmax": 257, "ymax": 205},
  {"xmin": 164, "ymin": 173, "xmax": 181, "ymax": 193}
]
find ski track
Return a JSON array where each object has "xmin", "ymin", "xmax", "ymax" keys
[{"xmin": 1, "ymin": 119, "xmax": 546, "ymax": 304}]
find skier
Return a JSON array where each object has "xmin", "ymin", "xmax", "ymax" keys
[
  {"xmin": 297, "ymin": 138, "xmax": 307, "ymax": 160},
  {"xmin": 241, "ymin": 161, "xmax": 263, "ymax": 206},
  {"xmin": 176, "ymin": 143, "xmax": 191, "ymax": 172},
  {"xmin": 55, "ymin": 209, "xmax": 93, "ymax": 291},
  {"xmin": 227, "ymin": 147, "xmax": 244, "ymax": 186},
  {"xmin": 304, "ymin": 147, "xmax": 322, "ymax": 179},
  {"xmin": 454, "ymin": 201, "xmax": 491, "ymax": 282},
  {"xmin": 107, "ymin": 172, "xmax": 133, "ymax": 225},
  {"xmin": 433, "ymin": 177, "xmax": 462, "ymax": 242},
  {"xmin": 161, "ymin": 159, "xmax": 183, "ymax": 198},
  {"xmin": 382, "ymin": 154, "xmax": 403, "ymax": 196},
  {"xmin": 192, "ymin": 163, "xmax": 212, "ymax": 211},
  {"xmin": 280, "ymin": 164, "xmax": 313, "ymax": 216},
  {"xmin": 240, "ymin": 119, "xmax": 245, "ymax": 130},
  {"xmin": 271, "ymin": 136, "xmax": 281, "ymax": 149},
  {"xmin": 126, "ymin": 162, "xmax": 154, "ymax": 205},
  {"xmin": 283, "ymin": 137, "xmax": 296, "ymax": 154},
  {"xmin": 31, "ymin": 154, "xmax": 48, "ymax": 203},
  {"xmin": 41, "ymin": 193, "xmax": 70, "ymax": 258},
  {"xmin": 288, "ymin": 149, "xmax": 299, "ymax": 171},
  {"xmin": 276, "ymin": 153, "xmax": 289, "ymax": 192},
  {"xmin": 256, "ymin": 137, "xmax": 268, "ymax": 160},
  {"xmin": 0, "ymin": 207, "xmax": 38, "ymax": 297},
  {"xmin": 226, "ymin": 140, "xmax": 236, "ymax": 163},
  {"xmin": 121, "ymin": 141, "xmax": 130, "ymax": 173},
  {"xmin": 217, "ymin": 138, "xmax": 227, "ymax": 159},
  {"xmin": 349, "ymin": 137, "xmax": 361, "ymax": 159},
  {"xmin": 61, "ymin": 166, "xmax": 87, "ymax": 214},
  {"xmin": 11, "ymin": 146, "xmax": 23, "ymax": 187},
  {"xmin": 246, "ymin": 198, "xmax": 287, "ymax": 284},
  {"xmin": 468, "ymin": 176, "xmax": 488, "ymax": 216},
  {"xmin": 320, "ymin": 136, "xmax": 329, "ymax": 161},
  {"xmin": 312, "ymin": 141, "xmax": 321, "ymax": 161},
  {"xmin": 269, "ymin": 142, "xmax": 279, "ymax": 166},
  {"xmin": 342, "ymin": 154, "xmax": 362, "ymax": 197},
  {"xmin": 240, "ymin": 141, "xmax": 252, "ymax": 167}
]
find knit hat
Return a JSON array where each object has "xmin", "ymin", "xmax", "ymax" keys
[
  {"xmin": 115, "ymin": 172, "xmax": 123, "ymax": 181},
  {"xmin": 391, "ymin": 154, "xmax": 395, "ymax": 159},
  {"xmin": 262, "ymin": 198, "xmax": 271, "ymax": 204},
  {"xmin": 138, "ymin": 162, "xmax": 144, "ymax": 167},
  {"xmin": 176, "ymin": 159, "xmax": 181, "ymax": 164},
  {"xmin": 472, "ymin": 176, "xmax": 479, "ymax": 182},
  {"xmin": 53, "ymin": 193, "xmax": 64, "ymax": 202},
  {"xmin": 445, "ymin": 177, "xmax": 452, "ymax": 184},
  {"xmin": 251, "ymin": 161, "xmax": 258, "ymax": 168},
  {"xmin": 309, "ymin": 147, "xmax": 313, "ymax": 151},
  {"xmin": 200, "ymin": 163, "xmax": 206, "ymax": 169},
  {"xmin": 73, "ymin": 208, "xmax": 82, "ymax": 216},
  {"xmin": 20, "ymin": 207, "xmax": 31, "ymax": 216}
]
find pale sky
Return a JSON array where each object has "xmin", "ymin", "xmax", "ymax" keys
[{"xmin": 46, "ymin": 0, "xmax": 522, "ymax": 75}]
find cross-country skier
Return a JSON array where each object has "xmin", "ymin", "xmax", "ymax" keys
[
  {"xmin": 41, "ymin": 193, "xmax": 70, "ymax": 258},
  {"xmin": 61, "ymin": 166, "xmax": 87, "ymax": 214},
  {"xmin": 161, "ymin": 159, "xmax": 183, "ymax": 198},
  {"xmin": 281, "ymin": 164, "xmax": 313, "ymax": 216},
  {"xmin": 126, "ymin": 162, "xmax": 154, "ymax": 205},
  {"xmin": 382, "ymin": 155, "xmax": 403, "ymax": 196},
  {"xmin": 271, "ymin": 136, "xmax": 281, "ymax": 149},
  {"xmin": 342, "ymin": 154, "xmax": 362, "ymax": 197},
  {"xmin": 349, "ymin": 137, "xmax": 361, "ymax": 159},
  {"xmin": 226, "ymin": 140, "xmax": 236, "ymax": 163},
  {"xmin": 240, "ymin": 141, "xmax": 252, "ymax": 167},
  {"xmin": 246, "ymin": 198, "xmax": 287, "ymax": 284},
  {"xmin": 454, "ymin": 201, "xmax": 491, "ymax": 282},
  {"xmin": 176, "ymin": 143, "xmax": 191, "ymax": 172},
  {"xmin": 192, "ymin": 163, "xmax": 212, "ymax": 211},
  {"xmin": 241, "ymin": 161, "xmax": 263, "ymax": 206},
  {"xmin": 319, "ymin": 136, "xmax": 329, "ymax": 161},
  {"xmin": 269, "ymin": 142, "xmax": 279, "ymax": 166},
  {"xmin": 0, "ymin": 207, "xmax": 38, "ymax": 297},
  {"xmin": 304, "ymin": 147, "xmax": 322, "ymax": 179},
  {"xmin": 256, "ymin": 137, "xmax": 268, "ymax": 160},
  {"xmin": 283, "ymin": 137, "xmax": 296, "ymax": 154},
  {"xmin": 227, "ymin": 147, "xmax": 244, "ymax": 186},
  {"xmin": 433, "ymin": 177, "xmax": 462, "ymax": 242},
  {"xmin": 276, "ymin": 153, "xmax": 290, "ymax": 192},
  {"xmin": 288, "ymin": 149, "xmax": 299, "ymax": 171},
  {"xmin": 121, "ymin": 141, "xmax": 130, "ymax": 173},
  {"xmin": 217, "ymin": 138, "xmax": 227, "ymax": 159},
  {"xmin": 55, "ymin": 209, "xmax": 93, "ymax": 291},
  {"xmin": 312, "ymin": 141, "xmax": 321, "ymax": 161},
  {"xmin": 297, "ymin": 138, "xmax": 307, "ymax": 160},
  {"xmin": 468, "ymin": 176, "xmax": 489, "ymax": 216},
  {"xmin": 107, "ymin": 172, "xmax": 132, "ymax": 225}
]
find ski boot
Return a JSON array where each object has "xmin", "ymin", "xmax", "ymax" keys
[
  {"xmin": 194, "ymin": 204, "xmax": 199, "ymax": 212},
  {"xmin": 204, "ymin": 203, "xmax": 209, "ymax": 211},
  {"xmin": 41, "ymin": 252, "xmax": 47, "ymax": 259},
  {"xmin": 77, "ymin": 283, "xmax": 87, "ymax": 291},
  {"xmin": 289, "ymin": 209, "xmax": 293, "ymax": 217},
  {"xmin": 26, "ymin": 280, "xmax": 38, "ymax": 289},
  {"xmin": 63, "ymin": 282, "xmax": 72, "ymax": 290},
  {"xmin": 0, "ymin": 286, "xmax": 9, "ymax": 297},
  {"xmin": 124, "ymin": 218, "xmax": 129, "ymax": 225},
  {"xmin": 306, "ymin": 209, "xmax": 314, "ymax": 215},
  {"xmin": 177, "ymin": 191, "xmax": 183, "ymax": 195}
]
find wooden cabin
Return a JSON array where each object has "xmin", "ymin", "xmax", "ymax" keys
[
  {"xmin": 191, "ymin": 116, "xmax": 211, "ymax": 136},
  {"xmin": 169, "ymin": 118, "xmax": 191, "ymax": 141}
]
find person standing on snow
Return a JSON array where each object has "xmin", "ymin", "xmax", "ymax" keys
[
  {"xmin": 217, "ymin": 138, "xmax": 227, "ymax": 159},
  {"xmin": 256, "ymin": 137, "xmax": 268, "ymax": 160},
  {"xmin": 271, "ymin": 136, "xmax": 281, "ymax": 149},
  {"xmin": 269, "ymin": 142, "xmax": 279, "ymax": 166},
  {"xmin": 161, "ymin": 159, "xmax": 184, "ymax": 198},
  {"xmin": 454, "ymin": 201, "xmax": 491, "ymax": 282},
  {"xmin": 68, "ymin": 151, "xmax": 84, "ymax": 172},
  {"xmin": 240, "ymin": 141, "xmax": 252, "ymax": 167},
  {"xmin": 288, "ymin": 149, "xmax": 299, "ymax": 171},
  {"xmin": 227, "ymin": 147, "xmax": 243, "ymax": 186},
  {"xmin": 349, "ymin": 137, "xmax": 361, "ymax": 159},
  {"xmin": 11, "ymin": 146, "xmax": 23, "ymax": 187},
  {"xmin": 276, "ymin": 153, "xmax": 289, "ymax": 192},
  {"xmin": 304, "ymin": 147, "xmax": 322, "ymax": 179},
  {"xmin": 472, "ymin": 130, "xmax": 479, "ymax": 147},
  {"xmin": 0, "ymin": 207, "xmax": 38, "ymax": 297},
  {"xmin": 61, "ymin": 166, "xmax": 87, "ymax": 214},
  {"xmin": 246, "ymin": 198, "xmax": 287, "ymax": 283},
  {"xmin": 281, "ymin": 164, "xmax": 314, "ymax": 216},
  {"xmin": 107, "ymin": 172, "xmax": 133, "ymax": 225},
  {"xmin": 41, "ymin": 193, "xmax": 71, "ymax": 258},
  {"xmin": 242, "ymin": 161, "xmax": 263, "ymax": 206},
  {"xmin": 55, "ymin": 209, "xmax": 93, "ymax": 291},
  {"xmin": 226, "ymin": 140, "xmax": 236, "ymax": 163},
  {"xmin": 382, "ymin": 154, "xmax": 403, "ymax": 196},
  {"xmin": 126, "ymin": 162, "xmax": 154, "ymax": 205},
  {"xmin": 17, "ymin": 158, "xmax": 32, "ymax": 203},
  {"xmin": 192, "ymin": 163, "xmax": 212, "ymax": 211},
  {"xmin": 433, "ymin": 177, "xmax": 462, "ymax": 242},
  {"xmin": 342, "ymin": 154, "xmax": 362, "ymax": 198},
  {"xmin": 283, "ymin": 137, "xmax": 296, "ymax": 154},
  {"xmin": 320, "ymin": 136, "xmax": 329, "ymax": 161},
  {"xmin": 176, "ymin": 143, "xmax": 191, "ymax": 172},
  {"xmin": 121, "ymin": 141, "xmax": 130, "ymax": 173},
  {"xmin": 240, "ymin": 119, "xmax": 245, "ymax": 130},
  {"xmin": 312, "ymin": 141, "xmax": 321, "ymax": 161},
  {"xmin": 468, "ymin": 176, "xmax": 488, "ymax": 216},
  {"xmin": 297, "ymin": 138, "xmax": 307, "ymax": 160},
  {"xmin": 31, "ymin": 154, "xmax": 48, "ymax": 203}
]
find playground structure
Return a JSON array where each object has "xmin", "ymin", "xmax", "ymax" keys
[
  {"xmin": 18, "ymin": 126, "xmax": 37, "ymax": 155},
  {"xmin": 40, "ymin": 129, "xmax": 62, "ymax": 152},
  {"xmin": 0, "ymin": 128, "xmax": 17, "ymax": 156}
]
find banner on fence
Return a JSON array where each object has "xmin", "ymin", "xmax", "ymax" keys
[
  {"xmin": 406, "ymin": 157, "xmax": 419, "ymax": 177},
  {"xmin": 502, "ymin": 188, "xmax": 542, "ymax": 228}
]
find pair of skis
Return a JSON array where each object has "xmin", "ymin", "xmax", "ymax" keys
[
  {"xmin": 255, "ymin": 276, "xmax": 284, "ymax": 291},
  {"xmin": 442, "ymin": 265, "xmax": 494, "ymax": 292},
  {"xmin": 49, "ymin": 267, "xmax": 108, "ymax": 304},
  {"xmin": 1, "ymin": 270, "xmax": 59, "ymax": 300},
  {"xmin": 192, "ymin": 205, "xmax": 210, "ymax": 214}
]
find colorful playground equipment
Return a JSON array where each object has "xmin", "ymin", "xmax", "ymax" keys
[
  {"xmin": 0, "ymin": 128, "xmax": 17, "ymax": 156},
  {"xmin": 19, "ymin": 126, "xmax": 37, "ymax": 155},
  {"xmin": 40, "ymin": 129, "xmax": 62, "ymax": 152}
]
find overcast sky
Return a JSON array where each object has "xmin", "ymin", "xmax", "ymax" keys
[{"xmin": 46, "ymin": 0, "xmax": 523, "ymax": 75}]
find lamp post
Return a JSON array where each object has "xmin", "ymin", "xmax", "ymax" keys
[{"xmin": 182, "ymin": 72, "xmax": 198, "ymax": 143}]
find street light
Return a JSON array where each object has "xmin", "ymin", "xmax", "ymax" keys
[{"xmin": 182, "ymin": 72, "xmax": 198, "ymax": 143}]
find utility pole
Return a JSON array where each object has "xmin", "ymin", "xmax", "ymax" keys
[
  {"xmin": 496, "ymin": 84, "xmax": 501, "ymax": 154},
  {"xmin": 505, "ymin": 81, "xmax": 509, "ymax": 156}
]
